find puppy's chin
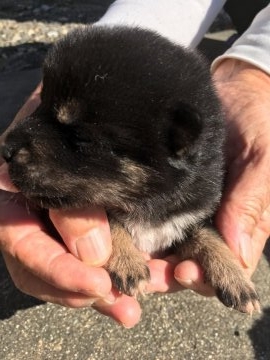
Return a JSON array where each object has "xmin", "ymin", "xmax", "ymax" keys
[
  {"xmin": 9, "ymin": 181, "xmax": 69, "ymax": 209},
  {"xmin": 26, "ymin": 194, "xmax": 79, "ymax": 209},
  {"xmin": 7, "ymin": 168, "xmax": 75, "ymax": 209},
  {"xmin": 11, "ymin": 177, "xmax": 88, "ymax": 209}
]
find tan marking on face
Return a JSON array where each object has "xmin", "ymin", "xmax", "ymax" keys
[
  {"xmin": 57, "ymin": 100, "xmax": 80, "ymax": 124},
  {"xmin": 119, "ymin": 158, "xmax": 149, "ymax": 186}
]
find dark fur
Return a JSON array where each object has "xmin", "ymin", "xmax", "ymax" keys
[{"xmin": 1, "ymin": 26, "xmax": 259, "ymax": 312}]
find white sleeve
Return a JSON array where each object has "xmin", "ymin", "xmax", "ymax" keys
[
  {"xmin": 96, "ymin": 0, "xmax": 225, "ymax": 47},
  {"xmin": 211, "ymin": 5, "xmax": 270, "ymax": 75}
]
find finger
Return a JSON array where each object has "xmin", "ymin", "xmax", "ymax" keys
[
  {"xmin": 2, "ymin": 252, "xmax": 100, "ymax": 308},
  {"xmin": 174, "ymin": 260, "xmax": 215, "ymax": 297},
  {"xmin": 49, "ymin": 207, "xmax": 112, "ymax": 266},
  {"xmin": 0, "ymin": 193, "xmax": 112, "ymax": 298},
  {"xmin": 0, "ymin": 163, "xmax": 19, "ymax": 192},
  {"xmin": 93, "ymin": 294, "xmax": 142, "ymax": 328},
  {"xmin": 3, "ymin": 252, "xmax": 139, "ymax": 327},
  {"xmin": 244, "ymin": 208, "xmax": 270, "ymax": 277},
  {"xmin": 147, "ymin": 256, "xmax": 215, "ymax": 296},
  {"xmin": 146, "ymin": 258, "xmax": 184, "ymax": 293},
  {"xmin": 3, "ymin": 249, "xmax": 141, "ymax": 328},
  {"xmin": 4, "ymin": 230, "xmax": 112, "ymax": 298}
]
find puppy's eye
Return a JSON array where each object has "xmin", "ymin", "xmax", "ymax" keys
[
  {"xmin": 72, "ymin": 132, "xmax": 91, "ymax": 148},
  {"xmin": 73, "ymin": 136, "xmax": 88, "ymax": 146},
  {"xmin": 75, "ymin": 139, "xmax": 90, "ymax": 147}
]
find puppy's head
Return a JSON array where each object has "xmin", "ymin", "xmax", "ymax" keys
[{"xmin": 1, "ymin": 26, "xmax": 224, "ymax": 210}]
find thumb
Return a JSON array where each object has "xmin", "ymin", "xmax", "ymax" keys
[
  {"xmin": 216, "ymin": 198, "xmax": 255, "ymax": 269},
  {"xmin": 216, "ymin": 161, "xmax": 270, "ymax": 270},
  {"xmin": 49, "ymin": 207, "xmax": 112, "ymax": 267}
]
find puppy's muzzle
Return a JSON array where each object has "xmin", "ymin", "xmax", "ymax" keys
[{"xmin": 1, "ymin": 142, "xmax": 15, "ymax": 162}]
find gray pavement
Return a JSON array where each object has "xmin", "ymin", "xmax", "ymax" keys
[{"xmin": 0, "ymin": 3, "xmax": 270, "ymax": 360}]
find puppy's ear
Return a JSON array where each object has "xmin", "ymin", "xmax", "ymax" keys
[{"xmin": 169, "ymin": 103, "xmax": 202, "ymax": 156}]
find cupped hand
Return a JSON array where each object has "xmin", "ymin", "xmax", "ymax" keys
[
  {"xmin": 0, "ymin": 192, "xmax": 112, "ymax": 305},
  {"xmin": 213, "ymin": 59, "xmax": 270, "ymax": 275},
  {"xmin": 0, "ymin": 86, "xmax": 141, "ymax": 328},
  {"xmin": 147, "ymin": 59, "xmax": 270, "ymax": 296}
]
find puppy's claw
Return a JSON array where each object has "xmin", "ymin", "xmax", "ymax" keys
[
  {"xmin": 216, "ymin": 285, "xmax": 260, "ymax": 314},
  {"xmin": 110, "ymin": 265, "xmax": 150, "ymax": 297},
  {"xmin": 245, "ymin": 300, "xmax": 261, "ymax": 315}
]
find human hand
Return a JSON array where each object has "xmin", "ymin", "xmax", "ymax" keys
[
  {"xmin": 0, "ymin": 86, "xmax": 141, "ymax": 328},
  {"xmin": 147, "ymin": 59, "xmax": 270, "ymax": 297},
  {"xmin": 213, "ymin": 59, "xmax": 270, "ymax": 274},
  {"xmin": 2, "ymin": 58, "xmax": 269, "ymax": 327}
]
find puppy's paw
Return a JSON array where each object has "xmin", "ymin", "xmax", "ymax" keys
[
  {"xmin": 216, "ymin": 280, "xmax": 260, "ymax": 314},
  {"xmin": 177, "ymin": 227, "xmax": 260, "ymax": 314},
  {"xmin": 107, "ymin": 221, "xmax": 151, "ymax": 297},
  {"xmin": 109, "ymin": 262, "xmax": 150, "ymax": 297},
  {"xmin": 205, "ymin": 256, "xmax": 261, "ymax": 314}
]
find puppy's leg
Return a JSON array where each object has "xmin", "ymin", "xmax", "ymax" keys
[
  {"xmin": 105, "ymin": 222, "xmax": 150, "ymax": 297},
  {"xmin": 178, "ymin": 227, "xmax": 260, "ymax": 313}
]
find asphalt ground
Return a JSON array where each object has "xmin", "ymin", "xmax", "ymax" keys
[{"xmin": 0, "ymin": 2, "xmax": 270, "ymax": 359}]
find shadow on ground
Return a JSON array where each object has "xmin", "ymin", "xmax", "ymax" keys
[
  {"xmin": 0, "ymin": 254, "xmax": 44, "ymax": 320},
  {"xmin": 248, "ymin": 306, "xmax": 270, "ymax": 359}
]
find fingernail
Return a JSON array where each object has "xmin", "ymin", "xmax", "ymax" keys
[
  {"xmin": 176, "ymin": 279, "xmax": 193, "ymax": 285},
  {"xmin": 85, "ymin": 298, "xmax": 99, "ymax": 306},
  {"xmin": 104, "ymin": 292, "xmax": 117, "ymax": 304},
  {"xmin": 239, "ymin": 233, "xmax": 253, "ymax": 268},
  {"xmin": 76, "ymin": 228, "xmax": 110, "ymax": 266},
  {"xmin": 95, "ymin": 292, "xmax": 117, "ymax": 305},
  {"xmin": 85, "ymin": 294, "xmax": 116, "ymax": 307},
  {"xmin": 118, "ymin": 322, "xmax": 135, "ymax": 329},
  {"xmin": 175, "ymin": 278, "xmax": 194, "ymax": 288}
]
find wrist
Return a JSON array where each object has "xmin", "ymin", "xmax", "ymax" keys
[{"xmin": 213, "ymin": 58, "xmax": 270, "ymax": 84}]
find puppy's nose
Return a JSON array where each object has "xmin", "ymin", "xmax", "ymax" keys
[{"xmin": 1, "ymin": 143, "xmax": 16, "ymax": 163}]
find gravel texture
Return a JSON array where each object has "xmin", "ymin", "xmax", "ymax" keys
[
  {"xmin": 0, "ymin": 2, "xmax": 269, "ymax": 360},
  {"xmin": 0, "ymin": 0, "xmax": 113, "ymax": 72}
]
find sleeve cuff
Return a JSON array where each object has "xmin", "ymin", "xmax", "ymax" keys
[
  {"xmin": 96, "ymin": 0, "xmax": 225, "ymax": 47},
  {"xmin": 211, "ymin": 5, "xmax": 270, "ymax": 75}
]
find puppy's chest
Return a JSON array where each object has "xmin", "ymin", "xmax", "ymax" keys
[{"xmin": 123, "ymin": 211, "xmax": 205, "ymax": 254}]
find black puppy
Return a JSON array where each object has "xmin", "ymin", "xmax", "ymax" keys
[{"xmin": 1, "ymin": 26, "xmax": 259, "ymax": 313}]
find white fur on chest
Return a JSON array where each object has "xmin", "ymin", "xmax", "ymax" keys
[{"xmin": 126, "ymin": 211, "xmax": 204, "ymax": 254}]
